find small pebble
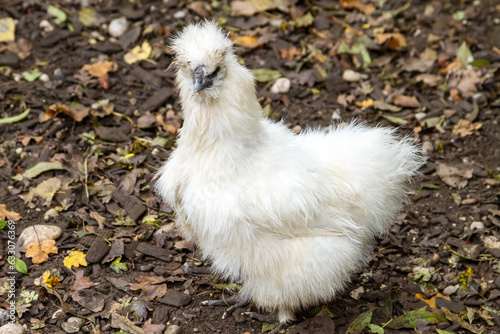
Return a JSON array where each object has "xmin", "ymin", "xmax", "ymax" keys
[
  {"xmin": 470, "ymin": 221, "xmax": 484, "ymax": 232},
  {"xmin": 431, "ymin": 253, "xmax": 439, "ymax": 265},
  {"xmin": 44, "ymin": 208, "xmax": 59, "ymax": 220},
  {"xmin": 108, "ymin": 17, "xmax": 129, "ymax": 37},
  {"xmin": 173, "ymin": 11, "xmax": 186, "ymax": 19},
  {"xmin": 15, "ymin": 147, "xmax": 23, "ymax": 154},
  {"xmin": 39, "ymin": 73, "xmax": 50, "ymax": 82},
  {"xmin": 349, "ymin": 286, "xmax": 364, "ymax": 300},
  {"xmin": 164, "ymin": 324, "xmax": 182, "ymax": 334},
  {"xmin": 39, "ymin": 19, "xmax": 54, "ymax": 32},
  {"xmin": 292, "ymin": 125, "xmax": 302, "ymax": 133},
  {"xmin": 442, "ymin": 285, "xmax": 459, "ymax": 296},
  {"xmin": 342, "ymin": 69, "xmax": 367, "ymax": 82},
  {"xmin": 270, "ymin": 77, "xmax": 291, "ymax": 94},
  {"xmin": 461, "ymin": 198, "xmax": 477, "ymax": 205},
  {"xmin": 421, "ymin": 141, "xmax": 434, "ymax": 156}
]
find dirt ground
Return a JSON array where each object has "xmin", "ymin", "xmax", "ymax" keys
[{"xmin": 1, "ymin": 0, "xmax": 500, "ymax": 333}]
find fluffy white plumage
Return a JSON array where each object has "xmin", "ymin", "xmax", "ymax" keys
[{"xmin": 156, "ymin": 21, "xmax": 425, "ymax": 324}]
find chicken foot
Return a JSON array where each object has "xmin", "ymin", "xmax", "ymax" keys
[{"xmin": 201, "ymin": 295, "xmax": 249, "ymax": 320}]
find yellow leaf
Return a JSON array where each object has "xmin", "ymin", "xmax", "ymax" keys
[
  {"xmin": 79, "ymin": 7, "xmax": 98, "ymax": 26},
  {"xmin": 39, "ymin": 270, "xmax": 62, "ymax": 288},
  {"xmin": 25, "ymin": 240, "xmax": 58, "ymax": 264},
  {"xmin": 415, "ymin": 293, "xmax": 450, "ymax": 309},
  {"xmin": 124, "ymin": 41, "xmax": 152, "ymax": 65},
  {"xmin": 0, "ymin": 17, "xmax": 16, "ymax": 43},
  {"xmin": 355, "ymin": 98, "xmax": 373, "ymax": 108},
  {"xmin": 63, "ymin": 251, "xmax": 88, "ymax": 269},
  {"xmin": 0, "ymin": 17, "xmax": 16, "ymax": 42},
  {"xmin": 82, "ymin": 60, "xmax": 115, "ymax": 78},
  {"xmin": 233, "ymin": 35, "xmax": 260, "ymax": 49}
]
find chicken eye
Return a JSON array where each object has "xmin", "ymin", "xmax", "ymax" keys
[{"xmin": 207, "ymin": 66, "xmax": 220, "ymax": 79}]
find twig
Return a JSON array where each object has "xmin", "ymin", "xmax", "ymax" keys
[{"xmin": 330, "ymin": 16, "xmax": 364, "ymax": 36}]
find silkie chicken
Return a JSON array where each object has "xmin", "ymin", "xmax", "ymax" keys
[{"xmin": 155, "ymin": 21, "xmax": 425, "ymax": 331}]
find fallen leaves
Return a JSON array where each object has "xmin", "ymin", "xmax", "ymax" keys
[
  {"xmin": 42, "ymin": 103, "xmax": 90, "ymax": 122},
  {"xmin": 20, "ymin": 177, "xmax": 62, "ymax": 207},
  {"xmin": 435, "ymin": 162, "xmax": 473, "ymax": 189},
  {"xmin": 392, "ymin": 95, "xmax": 421, "ymax": 108},
  {"xmin": 12, "ymin": 161, "xmax": 63, "ymax": 181},
  {"xmin": 452, "ymin": 119, "xmax": 482, "ymax": 137},
  {"xmin": 63, "ymin": 251, "xmax": 88, "ymax": 269},
  {"xmin": 0, "ymin": 204, "xmax": 22, "ymax": 221},
  {"xmin": 387, "ymin": 308, "xmax": 447, "ymax": 329},
  {"xmin": 0, "ymin": 17, "xmax": 16, "ymax": 42},
  {"xmin": 231, "ymin": 0, "xmax": 290, "ymax": 17},
  {"xmin": 340, "ymin": 0, "xmax": 375, "ymax": 16},
  {"xmin": 129, "ymin": 276, "xmax": 168, "ymax": 299},
  {"xmin": 26, "ymin": 240, "xmax": 58, "ymax": 264},
  {"xmin": 252, "ymin": 68, "xmax": 282, "ymax": 82},
  {"xmin": 82, "ymin": 60, "xmax": 116, "ymax": 78},
  {"xmin": 124, "ymin": 41, "xmax": 152, "ymax": 65},
  {"xmin": 375, "ymin": 33, "xmax": 407, "ymax": 50}
]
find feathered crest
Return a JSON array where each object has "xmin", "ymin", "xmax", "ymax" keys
[{"xmin": 169, "ymin": 20, "xmax": 233, "ymax": 69}]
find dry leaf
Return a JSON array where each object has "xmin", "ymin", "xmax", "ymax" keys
[
  {"xmin": 436, "ymin": 162, "xmax": 473, "ymax": 189},
  {"xmin": 26, "ymin": 239, "xmax": 58, "ymax": 264},
  {"xmin": 279, "ymin": 47, "xmax": 301, "ymax": 60},
  {"xmin": 0, "ymin": 204, "xmax": 22, "ymax": 220},
  {"xmin": 20, "ymin": 177, "xmax": 62, "ymax": 207},
  {"xmin": 142, "ymin": 319, "xmax": 165, "ymax": 334},
  {"xmin": 415, "ymin": 293, "xmax": 450, "ymax": 309},
  {"xmin": 20, "ymin": 136, "xmax": 43, "ymax": 146},
  {"xmin": 451, "ymin": 119, "xmax": 482, "ymax": 137},
  {"xmin": 44, "ymin": 103, "xmax": 90, "ymax": 122},
  {"xmin": 82, "ymin": 60, "xmax": 115, "ymax": 78},
  {"xmin": 71, "ymin": 270, "xmax": 93, "ymax": 292},
  {"xmin": 129, "ymin": 276, "xmax": 168, "ymax": 299},
  {"xmin": 340, "ymin": 0, "xmax": 375, "ymax": 16},
  {"xmin": 233, "ymin": 35, "xmax": 261, "ymax": 49},
  {"xmin": 375, "ymin": 33, "xmax": 407, "ymax": 50},
  {"xmin": 392, "ymin": 95, "xmax": 421, "ymax": 108},
  {"xmin": 231, "ymin": 0, "xmax": 290, "ymax": 16}
]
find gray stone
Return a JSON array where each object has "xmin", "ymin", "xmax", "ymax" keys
[
  {"xmin": 0, "ymin": 323, "xmax": 26, "ymax": 334},
  {"xmin": 19, "ymin": 224, "xmax": 62, "ymax": 248},
  {"xmin": 442, "ymin": 285, "xmax": 459, "ymax": 296}
]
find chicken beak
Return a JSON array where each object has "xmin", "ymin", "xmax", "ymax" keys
[{"xmin": 194, "ymin": 66, "xmax": 207, "ymax": 92}]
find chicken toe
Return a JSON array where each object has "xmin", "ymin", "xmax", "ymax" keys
[{"xmin": 201, "ymin": 295, "xmax": 249, "ymax": 319}]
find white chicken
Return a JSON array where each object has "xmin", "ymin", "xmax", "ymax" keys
[{"xmin": 155, "ymin": 21, "xmax": 424, "ymax": 329}]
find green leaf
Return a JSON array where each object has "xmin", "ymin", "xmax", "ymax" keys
[
  {"xmin": 74, "ymin": 230, "xmax": 93, "ymax": 239},
  {"xmin": 456, "ymin": 41, "xmax": 473, "ymax": 67},
  {"xmin": 294, "ymin": 12, "xmax": 314, "ymax": 27},
  {"xmin": 261, "ymin": 322, "xmax": 277, "ymax": 332},
  {"xmin": 469, "ymin": 59, "xmax": 490, "ymax": 68},
  {"xmin": 373, "ymin": 100, "xmax": 401, "ymax": 112},
  {"xmin": 12, "ymin": 161, "xmax": 64, "ymax": 181},
  {"xmin": 0, "ymin": 108, "xmax": 31, "ymax": 125},
  {"xmin": 382, "ymin": 115, "xmax": 408, "ymax": 125},
  {"xmin": 436, "ymin": 330, "xmax": 455, "ymax": 334},
  {"xmin": 109, "ymin": 256, "xmax": 128, "ymax": 273},
  {"xmin": 0, "ymin": 220, "xmax": 7, "ymax": 230},
  {"xmin": 22, "ymin": 68, "xmax": 43, "ymax": 82},
  {"xmin": 252, "ymin": 69, "xmax": 282, "ymax": 83},
  {"xmin": 346, "ymin": 310, "xmax": 372, "ymax": 334},
  {"xmin": 452, "ymin": 10, "xmax": 466, "ymax": 21},
  {"xmin": 451, "ymin": 192, "xmax": 461, "ymax": 206},
  {"xmin": 47, "ymin": 5, "xmax": 67, "ymax": 25},
  {"xmin": 387, "ymin": 308, "xmax": 447, "ymax": 329},
  {"xmin": 368, "ymin": 324, "xmax": 385, "ymax": 334},
  {"xmin": 382, "ymin": 293, "xmax": 393, "ymax": 318},
  {"xmin": 14, "ymin": 258, "xmax": 28, "ymax": 274}
]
